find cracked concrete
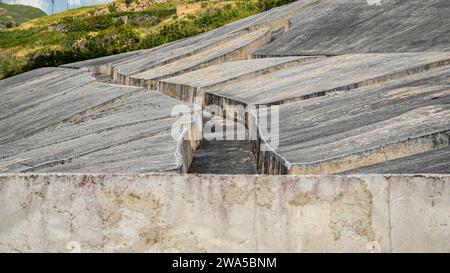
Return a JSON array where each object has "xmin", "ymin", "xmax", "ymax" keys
[
  {"xmin": 0, "ymin": 174, "xmax": 447, "ymax": 252},
  {"xmin": 0, "ymin": 0, "xmax": 449, "ymax": 252}
]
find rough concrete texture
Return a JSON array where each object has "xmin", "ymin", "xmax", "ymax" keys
[
  {"xmin": 0, "ymin": 174, "xmax": 448, "ymax": 253},
  {"xmin": 0, "ymin": 69, "xmax": 195, "ymax": 173},
  {"xmin": 254, "ymin": 0, "xmax": 450, "ymax": 57},
  {"xmin": 106, "ymin": 0, "xmax": 321, "ymax": 83},
  {"xmin": 158, "ymin": 56, "xmax": 321, "ymax": 103},
  {"xmin": 189, "ymin": 141, "xmax": 257, "ymax": 174},
  {"xmin": 1, "ymin": 0, "xmax": 450, "ymax": 253},
  {"xmin": 1, "ymin": 1, "xmax": 449, "ymax": 176},
  {"xmin": 59, "ymin": 50, "xmax": 146, "ymax": 74},
  {"xmin": 205, "ymin": 52, "xmax": 450, "ymax": 106},
  {"xmin": 341, "ymin": 146, "xmax": 450, "ymax": 174},
  {"xmin": 127, "ymin": 28, "xmax": 272, "ymax": 89},
  {"xmin": 254, "ymin": 66, "xmax": 450, "ymax": 174}
]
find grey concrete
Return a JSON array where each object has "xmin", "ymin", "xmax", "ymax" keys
[
  {"xmin": 0, "ymin": 174, "xmax": 448, "ymax": 252},
  {"xmin": 0, "ymin": 68, "xmax": 194, "ymax": 173},
  {"xmin": 108, "ymin": 0, "xmax": 320, "ymax": 82},
  {"xmin": 205, "ymin": 52, "xmax": 450, "ymax": 106},
  {"xmin": 127, "ymin": 28, "xmax": 272, "ymax": 89},
  {"xmin": 0, "ymin": 69, "xmax": 142, "ymax": 145},
  {"xmin": 255, "ymin": 65, "xmax": 450, "ymax": 174},
  {"xmin": 0, "ymin": 68, "xmax": 95, "ymax": 122},
  {"xmin": 60, "ymin": 50, "xmax": 146, "ymax": 70},
  {"xmin": 158, "ymin": 56, "xmax": 321, "ymax": 103},
  {"xmin": 189, "ymin": 141, "xmax": 257, "ymax": 174},
  {"xmin": 254, "ymin": 0, "xmax": 450, "ymax": 57},
  {"xmin": 341, "ymin": 146, "xmax": 450, "ymax": 174},
  {"xmin": 1, "ymin": 1, "xmax": 449, "ymax": 177}
]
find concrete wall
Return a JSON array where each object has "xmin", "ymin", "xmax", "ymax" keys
[{"xmin": 0, "ymin": 174, "xmax": 448, "ymax": 252}]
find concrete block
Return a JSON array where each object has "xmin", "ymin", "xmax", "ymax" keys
[{"xmin": 0, "ymin": 174, "xmax": 447, "ymax": 252}]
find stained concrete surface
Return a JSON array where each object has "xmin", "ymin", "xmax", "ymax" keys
[
  {"xmin": 127, "ymin": 28, "xmax": 272, "ymax": 89},
  {"xmin": 0, "ymin": 71, "xmax": 194, "ymax": 173},
  {"xmin": 206, "ymin": 52, "xmax": 450, "ymax": 106},
  {"xmin": 189, "ymin": 141, "xmax": 257, "ymax": 174},
  {"xmin": 0, "ymin": 69, "xmax": 142, "ymax": 145},
  {"xmin": 0, "ymin": 174, "xmax": 448, "ymax": 252},
  {"xmin": 107, "ymin": 0, "xmax": 320, "ymax": 82},
  {"xmin": 158, "ymin": 56, "xmax": 321, "ymax": 103},
  {"xmin": 254, "ymin": 0, "xmax": 450, "ymax": 57},
  {"xmin": 341, "ymin": 146, "xmax": 450, "ymax": 174}
]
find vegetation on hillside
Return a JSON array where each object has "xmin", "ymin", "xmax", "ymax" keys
[
  {"xmin": 0, "ymin": 3, "xmax": 46, "ymax": 29},
  {"xmin": 0, "ymin": 0, "xmax": 296, "ymax": 80}
]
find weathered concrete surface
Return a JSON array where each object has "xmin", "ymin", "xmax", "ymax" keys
[
  {"xmin": 254, "ymin": 65, "xmax": 450, "ymax": 174},
  {"xmin": 254, "ymin": 0, "xmax": 450, "ymax": 57},
  {"xmin": 59, "ymin": 50, "xmax": 146, "ymax": 75},
  {"xmin": 127, "ymin": 28, "xmax": 272, "ymax": 89},
  {"xmin": 341, "ymin": 146, "xmax": 450, "ymax": 174},
  {"xmin": 0, "ymin": 69, "xmax": 196, "ymax": 173},
  {"xmin": 2, "ymin": 1, "xmax": 450, "ymax": 178},
  {"xmin": 0, "ymin": 174, "xmax": 448, "ymax": 252},
  {"xmin": 205, "ymin": 53, "xmax": 450, "ymax": 106},
  {"xmin": 0, "ymin": 68, "xmax": 143, "ymax": 145},
  {"xmin": 0, "ymin": 68, "xmax": 93, "ymax": 118},
  {"xmin": 108, "ymin": 0, "xmax": 321, "ymax": 82},
  {"xmin": 158, "ymin": 56, "xmax": 321, "ymax": 103}
]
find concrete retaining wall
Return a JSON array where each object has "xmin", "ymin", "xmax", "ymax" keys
[{"xmin": 0, "ymin": 174, "xmax": 448, "ymax": 252}]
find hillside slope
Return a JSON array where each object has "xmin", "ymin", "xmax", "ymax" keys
[
  {"xmin": 0, "ymin": 0, "xmax": 294, "ymax": 79},
  {"xmin": 0, "ymin": 3, "xmax": 46, "ymax": 29}
]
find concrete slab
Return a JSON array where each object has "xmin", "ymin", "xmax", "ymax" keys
[
  {"xmin": 0, "ymin": 68, "xmax": 194, "ymax": 173},
  {"xmin": 60, "ymin": 50, "xmax": 146, "ymax": 70},
  {"xmin": 254, "ymin": 0, "xmax": 450, "ymax": 57},
  {"xmin": 341, "ymin": 146, "xmax": 450, "ymax": 174},
  {"xmin": 109, "ymin": 0, "xmax": 320, "ymax": 82},
  {"xmin": 255, "ymin": 65, "xmax": 450, "ymax": 174},
  {"xmin": 0, "ymin": 68, "xmax": 95, "ymax": 120},
  {"xmin": 158, "ymin": 56, "xmax": 321, "ymax": 103},
  {"xmin": 189, "ymin": 141, "xmax": 257, "ymax": 174},
  {"xmin": 205, "ymin": 53, "xmax": 450, "ymax": 107},
  {"xmin": 0, "ymin": 174, "xmax": 448, "ymax": 252},
  {"xmin": 127, "ymin": 28, "xmax": 272, "ymax": 89}
]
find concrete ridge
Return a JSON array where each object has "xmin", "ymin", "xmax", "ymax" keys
[{"xmin": 158, "ymin": 56, "xmax": 323, "ymax": 103}]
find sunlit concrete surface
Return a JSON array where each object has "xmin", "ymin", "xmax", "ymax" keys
[
  {"xmin": 0, "ymin": 0, "xmax": 449, "ymax": 253},
  {"xmin": 254, "ymin": 0, "xmax": 450, "ymax": 56},
  {"xmin": 0, "ymin": 174, "xmax": 448, "ymax": 252}
]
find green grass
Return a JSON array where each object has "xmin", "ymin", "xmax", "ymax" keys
[
  {"xmin": 0, "ymin": 3, "xmax": 46, "ymax": 28},
  {"xmin": 0, "ymin": 0, "xmax": 297, "ymax": 80}
]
